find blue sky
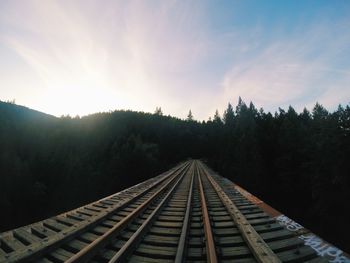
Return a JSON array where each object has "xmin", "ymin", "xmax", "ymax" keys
[{"xmin": 1, "ymin": 0, "xmax": 350, "ymax": 119}]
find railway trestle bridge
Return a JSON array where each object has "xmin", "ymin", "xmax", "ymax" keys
[{"xmin": 1, "ymin": 160, "xmax": 349, "ymax": 263}]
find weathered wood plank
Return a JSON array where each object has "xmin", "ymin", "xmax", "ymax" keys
[
  {"xmin": 31, "ymin": 225, "xmax": 56, "ymax": 239},
  {"xmin": 13, "ymin": 228, "xmax": 41, "ymax": 245},
  {"xmin": 0, "ymin": 236, "xmax": 26, "ymax": 251},
  {"xmin": 277, "ymin": 246, "xmax": 317, "ymax": 262},
  {"xmin": 43, "ymin": 219, "xmax": 67, "ymax": 232}
]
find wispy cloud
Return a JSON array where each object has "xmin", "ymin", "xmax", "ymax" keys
[
  {"xmin": 0, "ymin": 1, "xmax": 350, "ymax": 119},
  {"xmin": 0, "ymin": 0, "xmax": 210, "ymax": 117},
  {"xmin": 219, "ymin": 18, "xmax": 350, "ymax": 113}
]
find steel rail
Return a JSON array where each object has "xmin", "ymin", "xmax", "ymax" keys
[
  {"xmin": 4, "ymin": 162, "xmax": 190, "ymax": 263},
  {"xmin": 197, "ymin": 161, "xmax": 218, "ymax": 263},
  {"xmin": 174, "ymin": 165, "xmax": 195, "ymax": 263},
  {"xmin": 198, "ymin": 162, "xmax": 281, "ymax": 263},
  {"xmin": 65, "ymin": 162, "xmax": 191, "ymax": 263},
  {"xmin": 108, "ymin": 161, "xmax": 195, "ymax": 262}
]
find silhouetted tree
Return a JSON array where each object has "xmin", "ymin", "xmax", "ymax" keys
[
  {"xmin": 187, "ymin": 110, "xmax": 194, "ymax": 121},
  {"xmin": 154, "ymin": 107, "xmax": 163, "ymax": 116},
  {"xmin": 223, "ymin": 103, "xmax": 235, "ymax": 126},
  {"xmin": 213, "ymin": 109, "xmax": 222, "ymax": 124}
]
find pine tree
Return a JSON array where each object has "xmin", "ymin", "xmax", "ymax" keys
[
  {"xmin": 312, "ymin": 102, "xmax": 328, "ymax": 120},
  {"xmin": 154, "ymin": 107, "xmax": 163, "ymax": 116},
  {"xmin": 223, "ymin": 103, "xmax": 235, "ymax": 126},
  {"xmin": 187, "ymin": 110, "xmax": 194, "ymax": 121},
  {"xmin": 213, "ymin": 109, "xmax": 222, "ymax": 124}
]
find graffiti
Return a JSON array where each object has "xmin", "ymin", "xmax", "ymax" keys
[
  {"xmin": 299, "ymin": 234, "xmax": 350, "ymax": 263},
  {"xmin": 276, "ymin": 216, "xmax": 350, "ymax": 262},
  {"xmin": 222, "ymin": 180, "xmax": 350, "ymax": 262},
  {"xmin": 275, "ymin": 214, "xmax": 304, "ymax": 232}
]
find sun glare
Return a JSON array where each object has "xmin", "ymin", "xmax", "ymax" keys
[
  {"xmin": 37, "ymin": 70, "xmax": 121, "ymax": 116},
  {"xmin": 35, "ymin": 61, "xmax": 157, "ymax": 117}
]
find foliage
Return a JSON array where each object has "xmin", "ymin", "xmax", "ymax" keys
[
  {"xmin": 187, "ymin": 110, "xmax": 194, "ymax": 121},
  {"xmin": 154, "ymin": 107, "xmax": 163, "ymax": 116}
]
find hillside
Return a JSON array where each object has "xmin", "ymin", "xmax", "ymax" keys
[{"xmin": 0, "ymin": 100, "xmax": 349, "ymax": 253}]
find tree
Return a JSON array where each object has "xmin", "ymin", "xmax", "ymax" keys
[
  {"xmin": 213, "ymin": 109, "xmax": 222, "ymax": 124},
  {"xmin": 223, "ymin": 103, "xmax": 235, "ymax": 126},
  {"xmin": 187, "ymin": 110, "xmax": 194, "ymax": 121},
  {"xmin": 312, "ymin": 102, "xmax": 328, "ymax": 120},
  {"xmin": 154, "ymin": 107, "xmax": 163, "ymax": 116},
  {"xmin": 236, "ymin": 97, "xmax": 248, "ymax": 116}
]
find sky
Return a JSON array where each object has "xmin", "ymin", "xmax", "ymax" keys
[{"xmin": 1, "ymin": 0, "xmax": 350, "ymax": 120}]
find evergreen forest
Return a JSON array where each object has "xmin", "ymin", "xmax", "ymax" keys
[{"xmin": 0, "ymin": 99, "xmax": 349, "ymax": 253}]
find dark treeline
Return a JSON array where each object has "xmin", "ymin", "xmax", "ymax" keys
[{"xmin": 0, "ymin": 99, "xmax": 349, "ymax": 253}]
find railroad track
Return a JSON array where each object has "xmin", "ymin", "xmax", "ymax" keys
[{"xmin": 0, "ymin": 160, "xmax": 328, "ymax": 262}]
